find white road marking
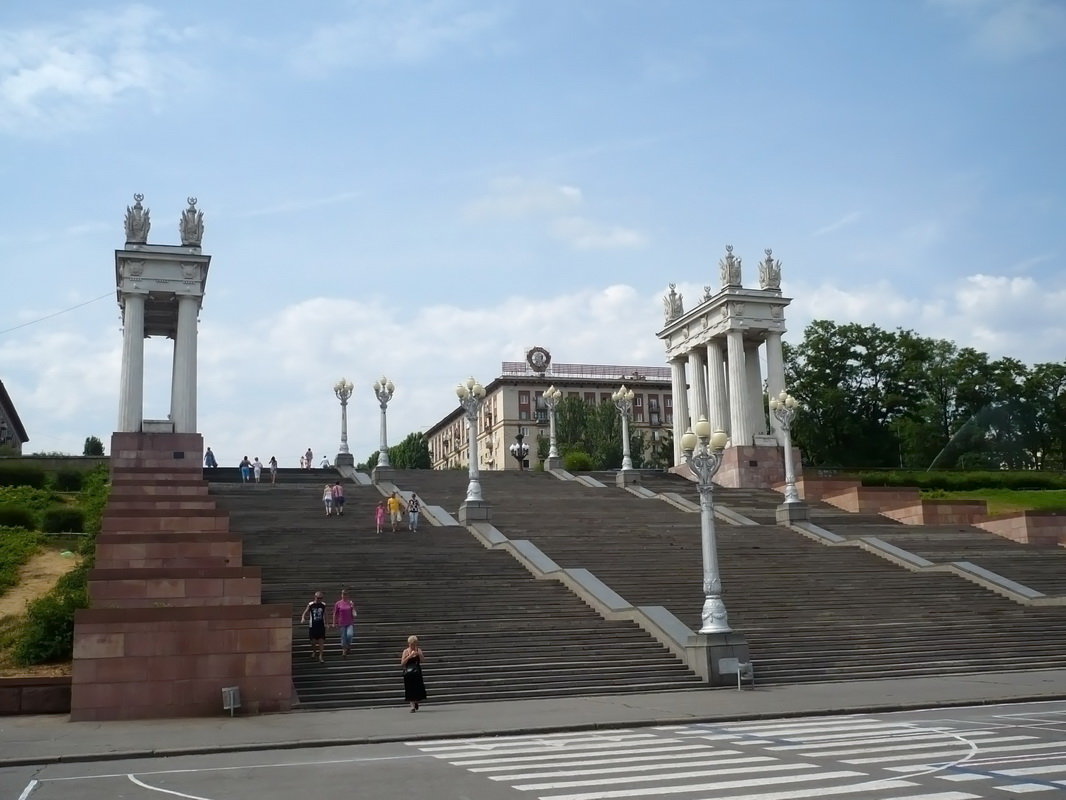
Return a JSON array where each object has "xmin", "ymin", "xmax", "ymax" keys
[
  {"xmin": 128, "ymin": 774, "xmax": 216, "ymax": 800},
  {"xmin": 16, "ymin": 780, "xmax": 38, "ymax": 800}
]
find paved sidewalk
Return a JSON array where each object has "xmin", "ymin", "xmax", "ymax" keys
[{"xmin": 3, "ymin": 669, "xmax": 1066, "ymax": 767}]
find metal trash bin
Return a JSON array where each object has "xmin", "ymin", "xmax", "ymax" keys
[{"xmin": 221, "ymin": 686, "xmax": 241, "ymax": 716}]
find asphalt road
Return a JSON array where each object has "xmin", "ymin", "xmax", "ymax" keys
[{"xmin": 7, "ymin": 700, "xmax": 1066, "ymax": 800}]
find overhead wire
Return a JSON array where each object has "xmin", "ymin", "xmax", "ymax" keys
[{"xmin": 0, "ymin": 292, "xmax": 113, "ymax": 336}]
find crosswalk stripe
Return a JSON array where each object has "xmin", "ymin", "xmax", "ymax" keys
[
  {"xmin": 530, "ymin": 769, "xmax": 869, "ymax": 799},
  {"xmin": 769, "ymin": 731, "xmax": 1028, "ymax": 751},
  {"xmin": 416, "ymin": 730, "xmax": 638, "ymax": 747},
  {"xmin": 417, "ymin": 733, "xmax": 655, "ymax": 752},
  {"xmin": 487, "ymin": 755, "xmax": 776, "ymax": 780},
  {"xmin": 876, "ymin": 793, "xmax": 980, "ymax": 800},
  {"xmin": 511, "ymin": 760, "xmax": 814, "ymax": 789},
  {"xmin": 464, "ymin": 745, "xmax": 719, "ymax": 770},
  {"xmin": 999, "ymin": 764, "xmax": 1066, "ymax": 777},
  {"xmin": 702, "ymin": 717, "xmax": 882, "ymax": 732},
  {"xmin": 722, "ymin": 722, "xmax": 915, "ymax": 739},
  {"xmin": 844, "ymin": 740, "xmax": 1066, "ymax": 764},
  {"xmin": 806, "ymin": 735, "xmax": 1034, "ymax": 757},
  {"xmin": 429, "ymin": 737, "xmax": 687, "ymax": 760},
  {"xmin": 694, "ymin": 780, "xmax": 929, "ymax": 800}
]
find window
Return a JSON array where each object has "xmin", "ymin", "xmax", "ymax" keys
[
  {"xmin": 600, "ymin": 392, "xmax": 611, "ymax": 404},
  {"xmin": 634, "ymin": 393, "xmax": 645, "ymax": 422},
  {"xmin": 664, "ymin": 395, "xmax": 673, "ymax": 425},
  {"xmin": 518, "ymin": 390, "xmax": 531, "ymax": 421},
  {"xmin": 568, "ymin": 391, "xmax": 580, "ymax": 399},
  {"xmin": 584, "ymin": 392, "xmax": 596, "ymax": 404}
]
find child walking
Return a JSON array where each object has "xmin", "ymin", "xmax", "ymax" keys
[{"xmin": 375, "ymin": 500, "xmax": 386, "ymax": 533}]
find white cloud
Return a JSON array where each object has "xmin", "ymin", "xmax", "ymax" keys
[
  {"xmin": 462, "ymin": 178, "xmax": 582, "ymax": 220},
  {"xmin": 931, "ymin": 0, "xmax": 1066, "ymax": 60},
  {"xmin": 290, "ymin": 0, "xmax": 503, "ymax": 76},
  {"xmin": 0, "ymin": 5, "xmax": 203, "ymax": 135},
  {"xmin": 550, "ymin": 216, "xmax": 648, "ymax": 250}
]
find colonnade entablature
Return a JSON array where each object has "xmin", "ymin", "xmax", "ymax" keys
[
  {"xmin": 115, "ymin": 194, "xmax": 212, "ymax": 435},
  {"xmin": 657, "ymin": 246, "xmax": 792, "ymax": 466}
]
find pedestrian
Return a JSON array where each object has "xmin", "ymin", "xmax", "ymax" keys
[
  {"xmin": 387, "ymin": 491, "xmax": 404, "ymax": 533},
  {"xmin": 331, "ymin": 588, "xmax": 357, "ymax": 658},
  {"xmin": 268, "ymin": 456, "xmax": 278, "ymax": 484},
  {"xmin": 331, "ymin": 481, "xmax": 345, "ymax": 516},
  {"xmin": 304, "ymin": 448, "xmax": 314, "ymax": 470},
  {"xmin": 322, "ymin": 483, "xmax": 335, "ymax": 516},
  {"xmin": 407, "ymin": 494, "xmax": 422, "ymax": 532},
  {"xmin": 401, "ymin": 634, "xmax": 427, "ymax": 712},
  {"xmin": 204, "ymin": 447, "xmax": 218, "ymax": 468},
  {"xmin": 375, "ymin": 500, "xmax": 386, "ymax": 534},
  {"xmin": 252, "ymin": 457, "xmax": 263, "ymax": 483},
  {"xmin": 320, "ymin": 456, "xmax": 332, "ymax": 469},
  {"xmin": 300, "ymin": 590, "xmax": 328, "ymax": 662},
  {"xmin": 299, "ymin": 454, "xmax": 306, "ymax": 470},
  {"xmin": 239, "ymin": 456, "xmax": 251, "ymax": 483}
]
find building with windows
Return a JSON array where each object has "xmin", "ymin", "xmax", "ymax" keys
[
  {"xmin": 425, "ymin": 349, "xmax": 673, "ymax": 471},
  {"xmin": 0, "ymin": 379, "xmax": 29, "ymax": 454}
]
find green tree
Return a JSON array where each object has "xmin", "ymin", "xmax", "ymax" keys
[
  {"xmin": 82, "ymin": 436, "xmax": 105, "ymax": 456},
  {"xmin": 389, "ymin": 432, "xmax": 431, "ymax": 469}
]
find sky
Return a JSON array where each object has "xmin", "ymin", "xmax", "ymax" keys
[{"xmin": 1, "ymin": 0, "xmax": 1064, "ymax": 465}]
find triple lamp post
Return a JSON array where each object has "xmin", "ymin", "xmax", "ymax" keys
[
  {"xmin": 768, "ymin": 390, "xmax": 808, "ymax": 523},
  {"xmin": 611, "ymin": 384, "xmax": 638, "ymax": 487},
  {"xmin": 542, "ymin": 384, "xmax": 563, "ymax": 471},
  {"xmin": 332, "ymin": 378, "xmax": 355, "ymax": 467},
  {"xmin": 455, "ymin": 377, "xmax": 491, "ymax": 523},
  {"xmin": 372, "ymin": 376, "xmax": 396, "ymax": 482}
]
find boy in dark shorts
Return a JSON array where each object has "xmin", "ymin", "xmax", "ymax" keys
[
  {"xmin": 300, "ymin": 591, "xmax": 328, "ymax": 662},
  {"xmin": 331, "ymin": 481, "xmax": 345, "ymax": 516}
]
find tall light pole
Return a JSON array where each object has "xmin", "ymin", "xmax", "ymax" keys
[
  {"xmin": 373, "ymin": 376, "xmax": 395, "ymax": 466},
  {"xmin": 333, "ymin": 378, "xmax": 354, "ymax": 468},
  {"xmin": 612, "ymin": 384, "xmax": 639, "ymax": 487},
  {"xmin": 456, "ymin": 377, "xmax": 491, "ymax": 523},
  {"xmin": 543, "ymin": 384, "xmax": 563, "ymax": 471},
  {"xmin": 681, "ymin": 418, "xmax": 732, "ymax": 634},
  {"xmin": 769, "ymin": 390, "xmax": 808, "ymax": 523}
]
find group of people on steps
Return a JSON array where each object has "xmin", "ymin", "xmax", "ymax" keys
[{"xmin": 300, "ymin": 589, "xmax": 427, "ymax": 712}]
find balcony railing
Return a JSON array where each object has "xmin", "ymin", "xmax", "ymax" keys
[{"xmin": 501, "ymin": 361, "xmax": 670, "ymax": 380}]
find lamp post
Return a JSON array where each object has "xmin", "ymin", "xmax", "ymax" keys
[
  {"xmin": 509, "ymin": 431, "xmax": 529, "ymax": 470},
  {"xmin": 373, "ymin": 376, "xmax": 395, "ymax": 468},
  {"xmin": 681, "ymin": 418, "xmax": 732, "ymax": 634},
  {"xmin": 769, "ymin": 390, "xmax": 808, "ymax": 522},
  {"xmin": 611, "ymin": 384, "xmax": 639, "ymax": 487},
  {"xmin": 542, "ymin": 384, "xmax": 563, "ymax": 470},
  {"xmin": 456, "ymin": 377, "xmax": 491, "ymax": 522},
  {"xmin": 333, "ymin": 378, "xmax": 354, "ymax": 468}
]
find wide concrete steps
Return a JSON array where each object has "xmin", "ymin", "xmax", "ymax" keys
[
  {"xmin": 393, "ymin": 469, "xmax": 1066, "ymax": 685},
  {"xmin": 211, "ymin": 476, "xmax": 703, "ymax": 709}
]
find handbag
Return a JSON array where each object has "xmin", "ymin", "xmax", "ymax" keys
[{"xmin": 404, "ymin": 662, "xmax": 421, "ymax": 675}]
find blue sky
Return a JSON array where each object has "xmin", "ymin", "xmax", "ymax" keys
[{"xmin": 2, "ymin": 0, "xmax": 1064, "ymax": 464}]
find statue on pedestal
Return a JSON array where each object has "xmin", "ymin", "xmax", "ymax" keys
[
  {"xmin": 179, "ymin": 197, "xmax": 204, "ymax": 247},
  {"xmin": 720, "ymin": 245, "xmax": 742, "ymax": 288},
  {"xmin": 759, "ymin": 248, "xmax": 782, "ymax": 291},
  {"xmin": 124, "ymin": 194, "xmax": 150, "ymax": 244},
  {"xmin": 663, "ymin": 283, "xmax": 684, "ymax": 322}
]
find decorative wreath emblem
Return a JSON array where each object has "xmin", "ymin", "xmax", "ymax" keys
[{"xmin": 525, "ymin": 346, "xmax": 552, "ymax": 374}]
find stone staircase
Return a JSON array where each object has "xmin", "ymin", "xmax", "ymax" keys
[
  {"xmin": 398, "ymin": 469, "xmax": 1066, "ymax": 685},
  {"xmin": 208, "ymin": 469, "xmax": 702, "ymax": 709}
]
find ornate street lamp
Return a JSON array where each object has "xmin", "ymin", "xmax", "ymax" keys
[
  {"xmin": 769, "ymin": 390, "xmax": 808, "ymax": 522},
  {"xmin": 542, "ymin": 384, "xmax": 563, "ymax": 470},
  {"xmin": 611, "ymin": 384, "xmax": 638, "ymax": 486},
  {"xmin": 680, "ymin": 418, "xmax": 732, "ymax": 634},
  {"xmin": 372, "ymin": 376, "xmax": 396, "ymax": 469},
  {"xmin": 333, "ymin": 378, "xmax": 354, "ymax": 467},
  {"xmin": 456, "ymin": 377, "xmax": 491, "ymax": 522},
  {"xmin": 509, "ymin": 431, "xmax": 530, "ymax": 470}
]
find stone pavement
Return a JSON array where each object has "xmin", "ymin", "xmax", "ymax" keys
[{"xmin": 3, "ymin": 668, "xmax": 1066, "ymax": 768}]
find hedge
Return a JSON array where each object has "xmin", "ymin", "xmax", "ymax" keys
[
  {"xmin": 40, "ymin": 507, "xmax": 85, "ymax": 533},
  {"xmin": 52, "ymin": 469, "xmax": 85, "ymax": 492},
  {"xmin": 563, "ymin": 451, "xmax": 594, "ymax": 472},
  {"xmin": 851, "ymin": 470, "xmax": 1066, "ymax": 492},
  {"xmin": 0, "ymin": 465, "xmax": 47, "ymax": 489},
  {"xmin": 0, "ymin": 505, "xmax": 35, "ymax": 530}
]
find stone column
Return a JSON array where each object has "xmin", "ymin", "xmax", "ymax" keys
[
  {"xmin": 706, "ymin": 339, "xmax": 729, "ymax": 435},
  {"xmin": 765, "ymin": 331, "xmax": 785, "ymax": 438},
  {"xmin": 745, "ymin": 341, "xmax": 766, "ymax": 437},
  {"xmin": 726, "ymin": 329, "xmax": 751, "ymax": 446},
  {"xmin": 170, "ymin": 294, "xmax": 199, "ymax": 433},
  {"xmin": 670, "ymin": 356, "xmax": 690, "ymax": 466},
  {"xmin": 117, "ymin": 292, "xmax": 146, "ymax": 433},
  {"xmin": 689, "ymin": 348, "xmax": 708, "ymax": 423}
]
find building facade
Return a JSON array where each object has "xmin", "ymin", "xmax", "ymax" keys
[
  {"xmin": 425, "ymin": 349, "xmax": 673, "ymax": 471},
  {"xmin": 0, "ymin": 379, "xmax": 29, "ymax": 454}
]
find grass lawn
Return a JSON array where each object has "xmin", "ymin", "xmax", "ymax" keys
[{"xmin": 921, "ymin": 489, "xmax": 1066, "ymax": 516}]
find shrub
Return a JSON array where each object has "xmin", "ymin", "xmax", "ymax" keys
[
  {"xmin": 563, "ymin": 451, "xmax": 594, "ymax": 472},
  {"xmin": 10, "ymin": 564, "xmax": 88, "ymax": 665},
  {"xmin": 77, "ymin": 465, "xmax": 110, "ymax": 560},
  {"xmin": 0, "ymin": 485, "xmax": 57, "ymax": 513},
  {"xmin": 52, "ymin": 469, "xmax": 85, "ymax": 492},
  {"xmin": 0, "ymin": 505, "xmax": 35, "ymax": 530},
  {"xmin": 852, "ymin": 470, "xmax": 1066, "ymax": 492},
  {"xmin": 40, "ymin": 507, "xmax": 85, "ymax": 533},
  {"xmin": 0, "ymin": 465, "xmax": 47, "ymax": 488}
]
